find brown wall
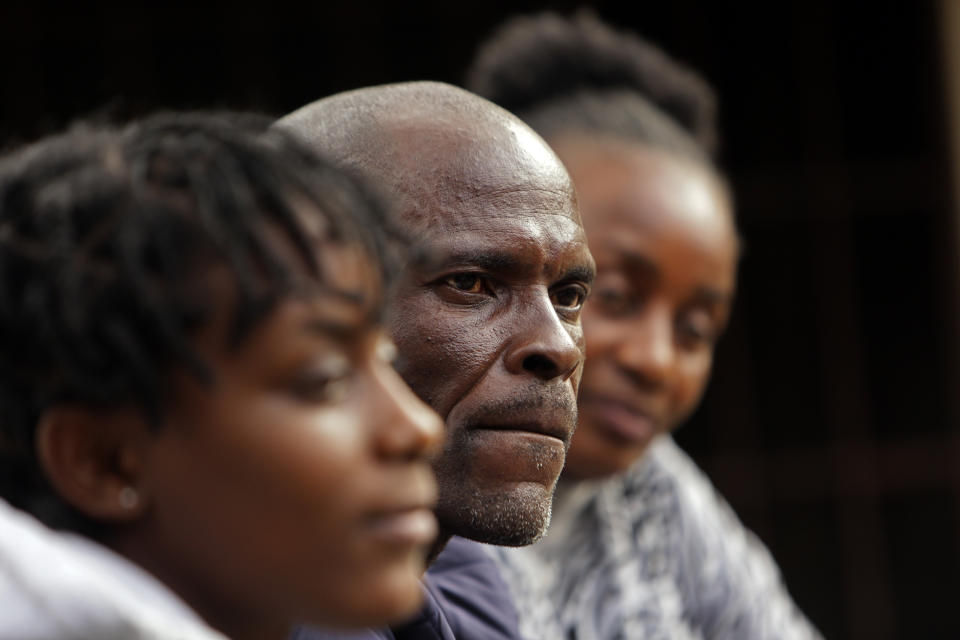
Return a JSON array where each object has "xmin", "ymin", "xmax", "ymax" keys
[{"xmin": 2, "ymin": 1, "xmax": 957, "ymax": 637}]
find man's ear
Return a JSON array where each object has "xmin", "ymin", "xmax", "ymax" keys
[{"xmin": 35, "ymin": 406, "xmax": 151, "ymax": 523}]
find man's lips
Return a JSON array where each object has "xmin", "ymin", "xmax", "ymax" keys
[
  {"xmin": 469, "ymin": 414, "xmax": 573, "ymax": 445},
  {"xmin": 444, "ymin": 393, "xmax": 577, "ymax": 486}
]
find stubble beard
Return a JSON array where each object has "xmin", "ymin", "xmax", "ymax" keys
[
  {"xmin": 431, "ymin": 435, "xmax": 561, "ymax": 547},
  {"xmin": 434, "ymin": 474, "xmax": 556, "ymax": 547},
  {"xmin": 430, "ymin": 386, "xmax": 577, "ymax": 546}
]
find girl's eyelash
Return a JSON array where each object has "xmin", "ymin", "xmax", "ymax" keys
[{"xmin": 288, "ymin": 354, "xmax": 352, "ymax": 401}]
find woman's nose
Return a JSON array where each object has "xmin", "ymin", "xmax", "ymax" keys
[
  {"xmin": 369, "ymin": 361, "xmax": 444, "ymax": 461},
  {"xmin": 615, "ymin": 306, "xmax": 675, "ymax": 388}
]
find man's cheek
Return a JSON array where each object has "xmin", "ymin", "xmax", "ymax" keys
[{"xmin": 390, "ymin": 330, "xmax": 459, "ymax": 410}]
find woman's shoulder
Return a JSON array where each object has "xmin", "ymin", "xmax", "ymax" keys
[
  {"xmin": 0, "ymin": 498, "xmax": 224, "ymax": 640},
  {"xmin": 616, "ymin": 436, "xmax": 736, "ymax": 524},
  {"xmin": 625, "ymin": 436, "xmax": 764, "ymax": 556}
]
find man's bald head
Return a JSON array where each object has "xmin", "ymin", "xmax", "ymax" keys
[
  {"xmin": 277, "ymin": 81, "xmax": 578, "ymax": 230},
  {"xmin": 277, "ymin": 82, "xmax": 594, "ymax": 550}
]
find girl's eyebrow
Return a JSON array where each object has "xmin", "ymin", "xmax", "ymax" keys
[
  {"xmin": 615, "ymin": 250, "xmax": 731, "ymax": 303},
  {"xmin": 616, "ymin": 249, "xmax": 660, "ymax": 280},
  {"xmin": 302, "ymin": 318, "xmax": 368, "ymax": 341},
  {"xmin": 298, "ymin": 286, "xmax": 380, "ymax": 340},
  {"xmin": 308, "ymin": 284, "xmax": 369, "ymax": 305},
  {"xmin": 692, "ymin": 286, "xmax": 733, "ymax": 306}
]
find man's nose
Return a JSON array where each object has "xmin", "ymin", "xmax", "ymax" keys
[
  {"xmin": 369, "ymin": 362, "xmax": 443, "ymax": 460},
  {"xmin": 616, "ymin": 305, "xmax": 674, "ymax": 387},
  {"xmin": 503, "ymin": 291, "xmax": 583, "ymax": 382}
]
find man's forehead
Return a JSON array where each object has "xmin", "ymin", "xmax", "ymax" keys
[
  {"xmin": 409, "ymin": 212, "xmax": 590, "ymax": 274},
  {"xmin": 396, "ymin": 188, "xmax": 584, "ymax": 249},
  {"xmin": 383, "ymin": 116, "xmax": 575, "ymax": 207},
  {"xmin": 385, "ymin": 122, "xmax": 581, "ymax": 234}
]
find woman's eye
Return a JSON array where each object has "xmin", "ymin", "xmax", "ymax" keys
[
  {"xmin": 552, "ymin": 285, "xmax": 588, "ymax": 310},
  {"xmin": 443, "ymin": 273, "xmax": 486, "ymax": 294},
  {"xmin": 594, "ymin": 286, "xmax": 634, "ymax": 316},
  {"xmin": 290, "ymin": 357, "xmax": 353, "ymax": 404},
  {"xmin": 291, "ymin": 375, "xmax": 351, "ymax": 403},
  {"xmin": 678, "ymin": 314, "xmax": 716, "ymax": 348}
]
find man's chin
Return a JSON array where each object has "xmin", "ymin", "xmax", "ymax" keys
[{"xmin": 436, "ymin": 482, "xmax": 553, "ymax": 547}]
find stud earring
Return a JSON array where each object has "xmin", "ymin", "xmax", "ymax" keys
[{"xmin": 118, "ymin": 486, "xmax": 139, "ymax": 510}]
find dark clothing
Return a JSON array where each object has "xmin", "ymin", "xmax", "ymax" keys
[{"xmin": 291, "ymin": 536, "xmax": 521, "ymax": 640}]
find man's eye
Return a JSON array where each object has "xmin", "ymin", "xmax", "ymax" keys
[
  {"xmin": 444, "ymin": 273, "xmax": 486, "ymax": 294},
  {"xmin": 552, "ymin": 285, "xmax": 588, "ymax": 310}
]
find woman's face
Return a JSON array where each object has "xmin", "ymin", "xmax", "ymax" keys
[
  {"xmin": 552, "ymin": 138, "xmax": 738, "ymax": 479},
  {"xmin": 137, "ymin": 245, "xmax": 443, "ymax": 636}
]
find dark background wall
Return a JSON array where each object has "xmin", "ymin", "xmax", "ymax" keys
[{"xmin": 2, "ymin": 1, "xmax": 957, "ymax": 638}]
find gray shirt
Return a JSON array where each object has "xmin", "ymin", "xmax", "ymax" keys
[{"xmin": 488, "ymin": 436, "xmax": 823, "ymax": 640}]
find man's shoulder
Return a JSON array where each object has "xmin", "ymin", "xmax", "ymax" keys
[
  {"xmin": 424, "ymin": 536, "xmax": 523, "ymax": 640},
  {"xmin": 289, "ymin": 628, "xmax": 395, "ymax": 640}
]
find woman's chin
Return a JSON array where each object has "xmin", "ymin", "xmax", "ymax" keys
[
  {"xmin": 311, "ymin": 556, "xmax": 427, "ymax": 630},
  {"xmin": 562, "ymin": 422, "xmax": 658, "ymax": 480}
]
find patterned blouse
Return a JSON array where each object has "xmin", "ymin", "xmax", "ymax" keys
[{"xmin": 487, "ymin": 436, "xmax": 824, "ymax": 640}]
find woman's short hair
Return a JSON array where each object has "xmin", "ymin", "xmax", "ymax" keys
[{"xmin": 0, "ymin": 112, "xmax": 391, "ymax": 534}]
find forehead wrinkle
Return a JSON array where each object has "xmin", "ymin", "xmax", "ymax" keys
[
  {"xmin": 396, "ymin": 199, "xmax": 583, "ymax": 241},
  {"xmin": 452, "ymin": 184, "xmax": 575, "ymax": 205},
  {"xmin": 419, "ymin": 213, "xmax": 585, "ymax": 250},
  {"xmin": 391, "ymin": 160, "xmax": 574, "ymax": 217},
  {"xmin": 378, "ymin": 113, "xmax": 574, "ymax": 214}
]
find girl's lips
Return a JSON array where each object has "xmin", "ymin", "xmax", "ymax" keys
[
  {"xmin": 365, "ymin": 507, "xmax": 438, "ymax": 547},
  {"xmin": 579, "ymin": 396, "xmax": 659, "ymax": 446}
]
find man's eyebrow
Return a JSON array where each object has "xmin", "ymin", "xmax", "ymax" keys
[
  {"xmin": 412, "ymin": 248, "xmax": 526, "ymax": 273},
  {"xmin": 559, "ymin": 264, "xmax": 596, "ymax": 285}
]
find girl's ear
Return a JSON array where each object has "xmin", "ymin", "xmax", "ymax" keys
[{"xmin": 35, "ymin": 406, "xmax": 151, "ymax": 522}]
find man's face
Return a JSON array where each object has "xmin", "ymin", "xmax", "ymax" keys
[{"xmin": 386, "ymin": 127, "xmax": 594, "ymax": 546}]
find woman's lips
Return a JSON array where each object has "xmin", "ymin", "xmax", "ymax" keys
[
  {"xmin": 365, "ymin": 507, "xmax": 438, "ymax": 547},
  {"xmin": 579, "ymin": 396, "xmax": 659, "ymax": 446}
]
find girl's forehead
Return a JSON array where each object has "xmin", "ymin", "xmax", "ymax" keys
[{"xmin": 314, "ymin": 241, "xmax": 382, "ymax": 303}]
